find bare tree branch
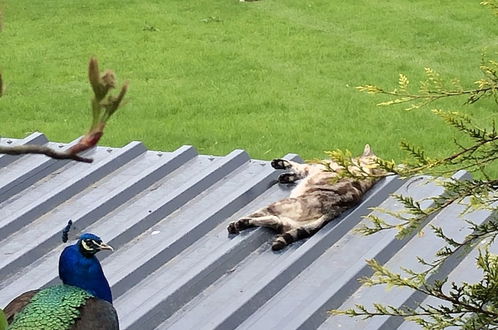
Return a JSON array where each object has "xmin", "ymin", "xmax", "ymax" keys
[
  {"xmin": 0, "ymin": 145, "xmax": 93, "ymax": 163},
  {"xmin": 0, "ymin": 57, "xmax": 128, "ymax": 163}
]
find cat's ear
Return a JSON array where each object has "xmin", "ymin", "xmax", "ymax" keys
[{"xmin": 362, "ymin": 144, "xmax": 375, "ymax": 157}]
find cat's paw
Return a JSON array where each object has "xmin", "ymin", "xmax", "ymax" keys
[
  {"xmin": 271, "ymin": 159, "xmax": 291, "ymax": 170},
  {"xmin": 278, "ymin": 173, "xmax": 297, "ymax": 184},
  {"xmin": 228, "ymin": 218, "xmax": 252, "ymax": 234},
  {"xmin": 227, "ymin": 222, "xmax": 240, "ymax": 235},
  {"xmin": 271, "ymin": 236, "xmax": 287, "ymax": 251}
]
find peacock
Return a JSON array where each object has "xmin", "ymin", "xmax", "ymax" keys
[{"xmin": 3, "ymin": 221, "xmax": 119, "ymax": 329}]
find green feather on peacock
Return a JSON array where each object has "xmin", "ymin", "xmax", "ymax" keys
[{"xmin": 3, "ymin": 220, "xmax": 119, "ymax": 329}]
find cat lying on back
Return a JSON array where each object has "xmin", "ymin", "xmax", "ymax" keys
[{"xmin": 227, "ymin": 144, "xmax": 383, "ymax": 250}]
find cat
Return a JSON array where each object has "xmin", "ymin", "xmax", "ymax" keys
[{"xmin": 227, "ymin": 144, "xmax": 383, "ymax": 250}]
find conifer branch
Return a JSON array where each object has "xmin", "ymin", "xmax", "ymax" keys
[
  {"xmin": 334, "ymin": 252, "xmax": 498, "ymax": 327},
  {"xmin": 358, "ymin": 85, "xmax": 495, "ymax": 108},
  {"xmin": 334, "ymin": 5, "xmax": 498, "ymax": 327},
  {"xmin": 357, "ymin": 57, "xmax": 498, "ymax": 111},
  {"xmin": 481, "ymin": 0, "xmax": 498, "ymax": 15}
]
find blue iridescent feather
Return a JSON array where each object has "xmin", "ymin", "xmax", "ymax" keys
[{"xmin": 59, "ymin": 233, "xmax": 113, "ymax": 303}]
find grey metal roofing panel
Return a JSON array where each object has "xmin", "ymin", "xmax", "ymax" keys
[
  {"xmin": 261, "ymin": 174, "xmax": 457, "ymax": 330},
  {"xmin": 329, "ymin": 195, "xmax": 493, "ymax": 329},
  {"xmin": 0, "ymin": 133, "xmax": 491, "ymax": 329},
  {"xmin": 396, "ymin": 239, "xmax": 498, "ymax": 330},
  {"xmin": 0, "ymin": 132, "xmax": 48, "ymax": 169},
  {"xmin": 161, "ymin": 175, "xmax": 404, "ymax": 330}
]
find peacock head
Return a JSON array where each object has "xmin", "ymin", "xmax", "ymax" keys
[{"xmin": 77, "ymin": 233, "xmax": 113, "ymax": 257}]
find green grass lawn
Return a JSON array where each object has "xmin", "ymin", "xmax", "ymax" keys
[{"xmin": 0, "ymin": 0, "xmax": 497, "ymax": 161}]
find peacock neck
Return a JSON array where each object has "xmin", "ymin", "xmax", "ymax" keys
[{"xmin": 58, "ymin": 244, "xmax": 113, "ymax": 303}]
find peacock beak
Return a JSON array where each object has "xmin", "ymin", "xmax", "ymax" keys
[{"xmin": 97, "ymin": 242, "xmax": 114, "ymax": 251}]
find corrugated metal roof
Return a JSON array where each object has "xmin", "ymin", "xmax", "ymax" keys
[{"xmin": 0, "ymin": 132, "xmax": 490, "ymax": 329}]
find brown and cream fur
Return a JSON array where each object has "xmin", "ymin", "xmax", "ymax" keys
[{"xmin": 227, "ymin": 144, "xmax": 383, "ymax": 250}]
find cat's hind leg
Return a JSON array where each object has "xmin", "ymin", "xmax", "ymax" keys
[
  {"xmin": 227, "ymin": 217, "xmax": 254, "ymax": 234},
  {"xmin": 227, "ymin": 214, "xmax": 284, "ymax": 235},
  {"xmin": 271, "ymin": 215, "xmax": 330, "ymax": 251}
]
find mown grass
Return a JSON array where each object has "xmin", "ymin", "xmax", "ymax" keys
[{"xmin": 0, "ymin": 0, "xmax": 496, "ymax": 161}]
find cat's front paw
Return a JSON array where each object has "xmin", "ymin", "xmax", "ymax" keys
[
  {"xmin": 278, "ymin": 173, "xmax": 298, "ymax": 183},
  {"xmin": 271, "ymin": 159, "xmax": 291, "ymax": 170}
]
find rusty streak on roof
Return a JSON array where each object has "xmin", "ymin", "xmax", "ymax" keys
[{"xmin": 0, "ymin": 132, "xmax": 491, "ymax": 329}]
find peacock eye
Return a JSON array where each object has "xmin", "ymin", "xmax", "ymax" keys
[{"xmin": 81, "ymin": 239, "xmax": 100, "ymax": 251}]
